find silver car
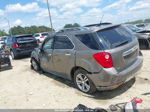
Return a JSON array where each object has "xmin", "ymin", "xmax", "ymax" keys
[
  {"xmin": 31, "ymin": 25, "xmax": 143, "ymax": 94},
  {"xmin": 125, "ymin": 24, "xmax": 150, "ymax": 49}
]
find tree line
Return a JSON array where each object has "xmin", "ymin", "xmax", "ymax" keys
[
  {"xmin": 0, "ymin": 23, "xmax": 81, "ymax": 37},
  {"xmin": 125, "ymin": 18, "xmax": 150, "ymax": 24},
  {"xmin": 10, "ymin": 25, "xmax": 54, "ymax": 35}
]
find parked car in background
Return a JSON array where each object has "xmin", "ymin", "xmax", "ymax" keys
[
  {"xmin": 33, "ymin": 32, "xmax": 49, "ymax": 44},
  {"xmin": 5, "ymin": 34, "xmax": 38, "ymax": 59},
  {"xmin": 0, "ymin": 36, "xmax": 7, "ymax": 48},
  {"xmin": 136, "ymin": 24, "xmax": 147, "ymax": 29},
  {"xmin": 125, "ymin": 24, "xmax": 150, "ymax": 49},
  {"xmin": 143, "ymin": 24, "xmax": 150, "ymax": 30},
  {"xmin": 0, "ymin": 48, "xmax": 12, "ymax": 71},
  {"xmin": 31, "ymin": 25, "xmax": 143, "ymax": 94}
]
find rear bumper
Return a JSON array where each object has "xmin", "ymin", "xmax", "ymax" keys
[
  {"xmin": 15, "ymin": 49, "xmax": 34, "ymax": 56},
  {"xmin": 0, "ymin": 56, "xmax": 12, "ymax": 71},
  {"xmin": 88, "ymin": 56, "xmax": 143, "ymax": 91}
]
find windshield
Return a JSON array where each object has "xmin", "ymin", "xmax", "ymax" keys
[
  {"xmin": 127, "ymin": 25, "xmax": 140, "ymax": 32},
  {"xmin": 97, "ymin": 25, "xmax": 133, "ymax": 49}
]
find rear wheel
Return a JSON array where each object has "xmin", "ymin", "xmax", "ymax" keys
[
  {"xmin": 139, "ymin": 40, "xmax": 149, "ymax": 49},
  {"xmin": 74, "ymin": 69, "xmax": 96, "ymax": 94},
  {"xmin": 10, "ymin": 50, "xmax": 18, "ymax": 59},
  {"xmin": 31, "ymin": 58, "xmax": 40, "ymax": 71},
  {"xmin": 140, "ymin": 44, "xmax": 148, "ymax": 49}
]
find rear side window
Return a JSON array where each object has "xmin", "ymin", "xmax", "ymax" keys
[
  {"xmin": 76, "ymin": 33, "xmax": 101, "ymax": 50},
  {"xmin": 54, "ymin": 36, "xmax": 74, "ymax": 49},
  {"xmin": 97, "ymin": 25, "xmax": 133, "ymax": 49}
]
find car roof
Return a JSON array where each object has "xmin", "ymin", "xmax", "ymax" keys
[
  {"xmin": 14, "ymin": 34, "xmax": 33, "ymax": 37},
  {"xmin": 35, "ymin": 32, "xmax": 49, "ymax": 34},
  {"xmin": 57, "ymin": 24, "xmax": 121, "ymax": 35}
]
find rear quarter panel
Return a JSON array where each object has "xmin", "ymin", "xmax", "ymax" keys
[{"xmin": 75, "ymin": 50, "xmax": 103, "ymax": 73}]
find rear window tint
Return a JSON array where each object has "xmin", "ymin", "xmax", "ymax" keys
[
  {"xmin": 97, "ymin": 25, "xmax": 133, "ymax": 49},
  {"xmin": 76, "ymin": 33, "xmax": 101, "ymax": 50},
  {"xmin": 16, "ymin": 35, "xmax": 35, "ymax": 43},
  {"xmin": 42, "ymin": 33, "xmax": 48, "ymax": 37}
]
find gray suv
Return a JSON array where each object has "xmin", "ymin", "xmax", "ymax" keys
[{"xmin": 31, "ymin": 25, "xmax": 143, "ymax": 94}]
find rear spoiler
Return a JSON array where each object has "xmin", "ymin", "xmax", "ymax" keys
[
  {"xmin": 95, "ymin": 24, "xmax": 121, "ymax": 32},
  {"xmin": 85, "ymin": 22, "xmax": 112, "ymax": 27}
]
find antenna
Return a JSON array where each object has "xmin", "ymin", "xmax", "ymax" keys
[
  {"xmin": 99, "ymin": 14, "xmax": 104, "ymax": 26},
  {"xmin": 46, "ymin": 0, "xmax": 54, "ymax": 32}
]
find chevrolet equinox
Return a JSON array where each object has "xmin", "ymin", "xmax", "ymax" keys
[{"xmin": 31, "ymin": 25, "xmax": 143, "ymax": 94}]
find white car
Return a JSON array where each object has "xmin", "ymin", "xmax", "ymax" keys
[
  {"xmin": 33, "ymin": 32, "xmax": 49, "ymax": 44},
  {"xmin": 0, "ymin": 36, "xmax": 7, "ymax": 48}
]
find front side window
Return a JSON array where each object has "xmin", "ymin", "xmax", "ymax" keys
[
  {"xmin": 43, "ymin": 38, "xmax": 53, "ymax": 50},
  {"xmin": 54, "ymin": 36, "xmax": 74, "ymax": 49}
]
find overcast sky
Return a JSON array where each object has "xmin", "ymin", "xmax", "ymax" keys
[{"xmin": 0, "ymin": 0, "xmax": 150, "ymax": 31}]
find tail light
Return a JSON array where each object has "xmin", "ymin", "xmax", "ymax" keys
[
  {"xmin": 13, "ymin": 43, "xmax": 19, "ymax": 48},
  {"xmin": 40, "ymin": 36, "xmax": 45, "ymax": 38},
  {"xmin": 93, "ymin": 52, "xmax": 113, "ymax": 68}
]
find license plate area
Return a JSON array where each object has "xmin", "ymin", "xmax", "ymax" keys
[{"xmin": 123, "ymin": 46, "xmax": 138, "ymax": 59}]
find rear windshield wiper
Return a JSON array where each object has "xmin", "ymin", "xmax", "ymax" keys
[{"xmin": 113, "ymin": 40, "xmax": 129, "ymax": 48}]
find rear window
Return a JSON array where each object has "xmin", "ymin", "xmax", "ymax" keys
[
  {"xmin": 76, "ymin": 33, "xmax": 101, "ymax": 50},
  {"xmin": 97, "ymin": 25, "xmax": 133, "ymax": 49},
  {"xmin": 42, "ymin": 33, "xmax": 48, "ymax": 37},
  {"xmin": 16, "ymin": 35, "xmax": 35, "ymax": 43}
]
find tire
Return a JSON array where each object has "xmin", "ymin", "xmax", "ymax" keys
[
  {"xmin": 31, "ymin": 58, "xmax": 40, "ymax": 71},
  {"xmin": 139, "ymin": 40, "xmax": 149, "ymax": 49},
  {"xmin": 74, "ymin": 69, "xmax": 96, "ymax": 94},
  {"xmin": 10, "ymin": 50, "xmax": 18, "ymax": 59},
  {"xmin": 140, "ymin": 44, "xmax": 148, "ymax": 49}
]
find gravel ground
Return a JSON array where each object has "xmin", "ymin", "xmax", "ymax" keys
[{"xmin": 0, "ymin": 50, "xmax": 150, "ymax": 109}]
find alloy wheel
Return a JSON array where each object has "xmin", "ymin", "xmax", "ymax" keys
[{"xmin": 76, "ymin": 73, "xmax": 90, "ymax": 92}]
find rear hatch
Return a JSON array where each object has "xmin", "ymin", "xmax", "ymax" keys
[
  {"xmin": 96, "ymin": 25, "xmax": 139, "ymax": 71},
  {"xmin": 42, "ymin": 33, "xmax": 49, "ymax": 38},
  {"xmin": 16, "ymin": 35, "xmax": 38, "ymax": 50}
]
